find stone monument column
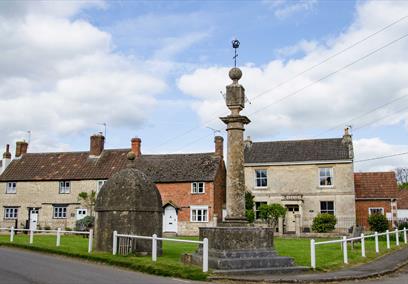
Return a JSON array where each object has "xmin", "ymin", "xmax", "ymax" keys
[{"xmin": 220, "ymin": 67, "xmax": 250, "ymax": 223}]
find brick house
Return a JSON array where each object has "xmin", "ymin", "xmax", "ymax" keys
[
  {"xmin": 0, "ymin": 134, "xmax": 226, "ymax": 236},
  {"xmin": 354, "ymin": 172, "xmax": 398, "ymax": 230},
  {"xmin": 244, "ymin": 129, "xmax": 355, "ymax": 233},
  {"xmin": 397, "ymin": 189, "xmax": 408, "ymax": 219}
]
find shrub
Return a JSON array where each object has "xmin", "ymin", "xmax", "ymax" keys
[
  {"xmin": 44, "ymin": 225, "xmax": 51, "ymax": 230},
  {"xmin": 398, "ymin": 221, "xmax": 408, "ymax": 231},
  {"xmin": 312, "ymin": 213, "xmax": 337, "ymax": 233},
  {"xmin": 64, "ymin": 227, "xmax": 73, "ymax": 231},
  {"xmin": 259, "ymin": 203, "xmax": 287, "ymax": 229},
  {"xmin": 245, "ymin": 209, "xmax": 255, "ymax": 223},
  {"xmin": 75, "ymin": 216, "xmax": 95, "ymax": 231},
  {"xmin": 368, "ymin": 214, "xmax": 389, "ymax": 232}
]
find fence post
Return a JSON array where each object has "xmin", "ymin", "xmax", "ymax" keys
[
  {"xmin": 361, "ymin": 233, "xmax": 366, "ymax": 257},
  {"xmin": 310, "ymin": 239, "xmax": 316, "ymax": 269},
  {"xmin": 29, "ymin": 229, "xmax": 34, "ymax": 244},
  {"xmin": 10, "ymin": 227, "xmax": 14, "ymax": 242},
  {"xmin": 404, "ymin": 227, "xmax": 407, "ymax": 244},
  {"xmin": 203, "ymin": 238, "xmax": 208, "ymax": 273},
  {"xmin": 88, "ymin": 229, "xmax": 93, "ymax": 253},
  {"xmin": 56, "ymin": 228, "xmax": 61, "ymax": 247},
  {"xmin": 375, "ymin": 232, "xmax": 379, "ymax": 254},
  {"xmin": 342, "ymin": 236, "xmax": 348, "ymax": 264},
  {"xmin": 112, "ymin": 231, "xmax": 117, "ymax": 255},
  {"xmin": 386, "ymin": 230, "xmax": 390, "ymax": 249},
  {"xmin": 152, "ymin": 234, "xmax": 157, "ymax": 262}
]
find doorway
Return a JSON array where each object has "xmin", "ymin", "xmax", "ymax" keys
[
  {"xmin": 285, "ymin": 205, "xmax": 299, "ymax": 232},
  {"xmin": 163, "ymin": 205, "xmax": 178, "ymax": 233},
  {"xmin": 28, "ymin": 208, "xmax": 39, "ymax": 230}
]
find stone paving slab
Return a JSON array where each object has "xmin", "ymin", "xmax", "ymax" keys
[{"xmin": 210, "ymin": 246, "xmax": 408, "ymax": 283}]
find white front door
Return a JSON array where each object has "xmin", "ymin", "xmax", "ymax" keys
[
  {"xmin": 76, "ymin": 209, "xmax": 88, "ymax": 220},
  {"xmin": 29, "ymin": 212, "xmax": 38, "ymax": 231},
  {"xmin": 163, "ymin": 206, "xmax": 177, "ymax": 232},
  {"xmin": 285, "ymin": 205, "xmax": 299, "ymax": 232}
]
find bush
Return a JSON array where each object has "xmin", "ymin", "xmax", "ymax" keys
[
  {"xmin": 312, "ymin": 213, "xmax": 337, "ymax": 233},
  {"xmin": 368, "ymin": 214, "xmax": 389, "ymax": 232},
  {"xmin": 64, "ymin": 227, "xmax": 72, "ymax": 231},
  {"xmin": 398, "ymin": 221, "xmax": 408, "ymax": 231},
  {"xmin": 75, "ymin": 216, "xmax": 95, "ymax": 231},
  {"xmin": 245, "ymin": 209, "xmax": 255, "ymax": 223},
  {"xmin": 44, "ymin": 225, "xmax": 51, "ymax": 230}
]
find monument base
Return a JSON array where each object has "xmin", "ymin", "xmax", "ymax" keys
[{"xmin": 192, "ymin": 226, "xmax": 307, "ymax": 274}]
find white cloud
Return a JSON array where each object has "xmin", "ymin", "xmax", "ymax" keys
[
  {"xmin": 0, "ymin": 2, "xmax": 166, "ymax": 152},
  {"xmin": 263, "ymin": 0, "xmax": 318, "ymax": 19},
  {"xmin": 178, "ymin": 1, "xmax": 408, "ymax": 170}
]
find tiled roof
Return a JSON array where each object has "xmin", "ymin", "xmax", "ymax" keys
[
  {"xmin": 398, "ymin": 189, "xmax": 408, "ymax": 209},
  {"xmin": 0, "ymin": 149, "xmax": 222, "ymax": 183},
  {"xmin": 354, "ymin": 172, "xmax": 398, "ymax": 199},
  {"xmin": 244, "ymin": 138, "xmax": 351, "ymax": 164}
]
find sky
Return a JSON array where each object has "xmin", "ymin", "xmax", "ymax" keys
[{"xmin": 1, "ymin": 0, "xmax": 408, "ymax": 172}]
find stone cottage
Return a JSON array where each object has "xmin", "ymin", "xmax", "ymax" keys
[
  {"xmin": 244, "ymin": 129, "xmax": 355, "ymax": 233},
  {"xmin": 0, "ymin": 134, "xmax": 226, "ymax": 236}
]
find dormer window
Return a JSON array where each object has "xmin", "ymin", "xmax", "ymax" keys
[
  {"xmin": 192, "ymin": 182, "xmax": 205, "ymax": 194},
  {"xmin": 6, "ymin": 182, "xmax": 16, "ymax": 194},
  {"xmin": 59, "ymin": 181, "xmax": 71, "ymax": 194}
]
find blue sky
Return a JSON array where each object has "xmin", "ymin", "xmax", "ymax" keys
[{"xmin": 1, "ymin": 0, "xmax": 408, "ymax": 171}]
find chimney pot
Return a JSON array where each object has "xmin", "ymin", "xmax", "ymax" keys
[
  {"xmin": 131, "ymin": 137, "xmax": 141, "ymax": 158},
  {"xmin": 214, "ymin": 136, "xmax": 224, "ymax": 158},
  {"xmin": 90, "ymin": 133, "xmax": 105, "ymax": 157},
  {"xmin": 15, "ymin": 141, "xmax": 28, "ymax": 158}
]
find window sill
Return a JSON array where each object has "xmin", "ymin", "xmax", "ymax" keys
[
  {"xmin": 190, "ymin": 221, "xmax": 209, "ymax": 223},
  {"xmin": 191, "ymin": 192, "xmax": 205, "ymax": 195},
  {"xmin": 4, "ymin": 218, "xmax": 17, "ymax": 220},
  {"xmin": 254, "ymin": 187, "xmax": 268, "ymax": 190},
  {"xmin": 5, "ymin": 192, "xmax": 16, "ymax": 194},
  {"xmin": 318, "ymin": 186, "xmax": 335, "ymax": 189}
]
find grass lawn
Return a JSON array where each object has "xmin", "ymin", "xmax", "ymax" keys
[
  {"xmin": 0, "ymin": 233, "xmax": 407, "ymax": 280},
  {"xmin": 275, "ymin": 236, "xmax": 408, "ymax": 271}
]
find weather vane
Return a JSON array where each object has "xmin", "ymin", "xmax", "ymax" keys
[{"xmin": 232, "ymin": 38, "xmax": 240, "ymax": 67}]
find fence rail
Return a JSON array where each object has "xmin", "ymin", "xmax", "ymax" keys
[
  {"xmin": 310, "ymin": 227, "xmax": 408, "ymax": 269},
  {"xmin": 113, "ymin": 231, "xmax": 209, "ymax": 272},
  {"xmin": 1, "ymin": 226, "xmax": 93, "ymax": 253}
]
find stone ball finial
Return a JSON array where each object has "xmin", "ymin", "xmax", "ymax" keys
[
  {"xmin": 127, "ymin": 151, "xmax": 136, "ymax": 161},
  {"xmin": 229, "ymin": 67, "xmax": 242, "ymax": 81}
]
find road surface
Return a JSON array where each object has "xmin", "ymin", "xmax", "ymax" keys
[{"xmin": 0, "ymin": 247, "xmax": 205, "ymax": 284}]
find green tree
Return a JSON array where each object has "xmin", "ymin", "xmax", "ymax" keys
[
  {"xmin": 245, "ymin": 191, "xmax": 255, "ymax": 223},
  {"xmin": 78, "ymin": 190, "xmax": 96, "ymax": 217},
  {"xmin": 259, "ymin": 203, "xmax": 287, "ymax": 230}
]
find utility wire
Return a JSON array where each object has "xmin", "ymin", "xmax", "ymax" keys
[
  {"xmin": 355, "ymin": 151, "xmax": 408, "ymax": 163},
  {"xmin": 250, "ymin": 14, "xmax": 408, "ymax": 102}
]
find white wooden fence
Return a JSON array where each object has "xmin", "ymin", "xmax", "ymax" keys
[
  {"xmin": 310, "ymin": 227, "xmax": 408, "ymax": 269},
  {"xmin": 0, "ymin": 227, "xmax": 93, "ymax": 253},
  {"xmin": 112, "ymin": 231, "xmax": 209, "ymax": 272}
]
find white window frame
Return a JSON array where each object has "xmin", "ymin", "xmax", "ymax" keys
[
  {"xmin": 255, "ymin": 169, "xmax": 268, "ymax": 188},
  {"xmin": 96, "ymin": 180, "xmax": 107, "ymax": 194},
  {"xmin": 190, "ymin": 205, "xmax": 209, "ymax": 222},
  {"xmin": 368, "ymin": 207, "xmax": 384, "ymax": 215},
  {"xmin": 53, "ymin": 206, "xmax": 67, "ymax": 219},
  {"xmin": 318, "ymin": 167, "xmax": 334, "ymax": 188},
  {"xmin": 191, "ymin": 182, "xmax": 205, "ymax": 194},
  {"xmin": 4, "ymin": 207, "xmax": 18, "ymax": 219},
  {"xmin": 5, "ymin": 182, "xmax": 16, "ymax": 194},
  {"xmin": 320, "ymin": 201, "xmax": 335, "ymax": 215},
  {"xmin": 59, "ymin": 181, "xmax": 71, "ymax": 194}
]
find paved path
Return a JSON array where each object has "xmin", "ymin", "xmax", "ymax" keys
[
  {"xmin": 212, "ymin": 245, "xmax": 408, "ymax": 283},
  {"xmin": 341, "ymin": 265, "xmax": 408, "ymax": 283},
  {"xmin": 0, "ymin": 247, "xmax": 204, "ymax": 284}
]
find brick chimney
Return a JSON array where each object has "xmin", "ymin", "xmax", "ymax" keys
[
  {"xmin": 342, "ymin": 127, "xmax": 353, "ymax": 159},
  {"xmin": 1, "ymin": 144, "xmax": 11, "ymax": 174},
  {"xmin": 131, "ymin": 137, "xmax": 141, "ymax": 158},
  {"xmin": 214, "ymin": 136, "xmax": 224, "ymax": 158},
  {"xmin": 15, "ymin": 141, "xmax": 28, "ymax": 158},
  {"xmin": 90, "ymin": 133, "xmax": 105, "ymax": 157}
]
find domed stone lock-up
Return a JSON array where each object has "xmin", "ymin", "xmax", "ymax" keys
[{"xmin": 95, "ymin": 152, "xmax": 163, "ymax": 255}]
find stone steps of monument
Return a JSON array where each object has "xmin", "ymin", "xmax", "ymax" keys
[
  {"xmin": 198, "ymin": 249, "xmax": 278, "ymax": 259},
  {"xmin": 212, "ymin": 266, "xmax": 310, "ymax": 275},
  {"xmin": 210, "ymin": 256, "xmax": 295, "ymax": 270}
]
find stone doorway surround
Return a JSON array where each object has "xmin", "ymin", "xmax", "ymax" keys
[{"xmin": 281, "ymin": 194, "xmax": 303, "ymax": 234}]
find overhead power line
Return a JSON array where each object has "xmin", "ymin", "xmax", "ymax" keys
[{"xmin": 355, "ymin": 151, "xmax": 408, "ymax": 163}]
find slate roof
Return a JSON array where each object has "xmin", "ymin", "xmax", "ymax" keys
[
  {"xmin": 0, "ymin": 149, "xmax": 222, "ymax": 183},
  {"xmin": 244, "ymin": 138, "xmax": 351, "ymax": 164},
  {"xmin": 354, "ymin": 172, "xmax": 398, "ymax": 199}
]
